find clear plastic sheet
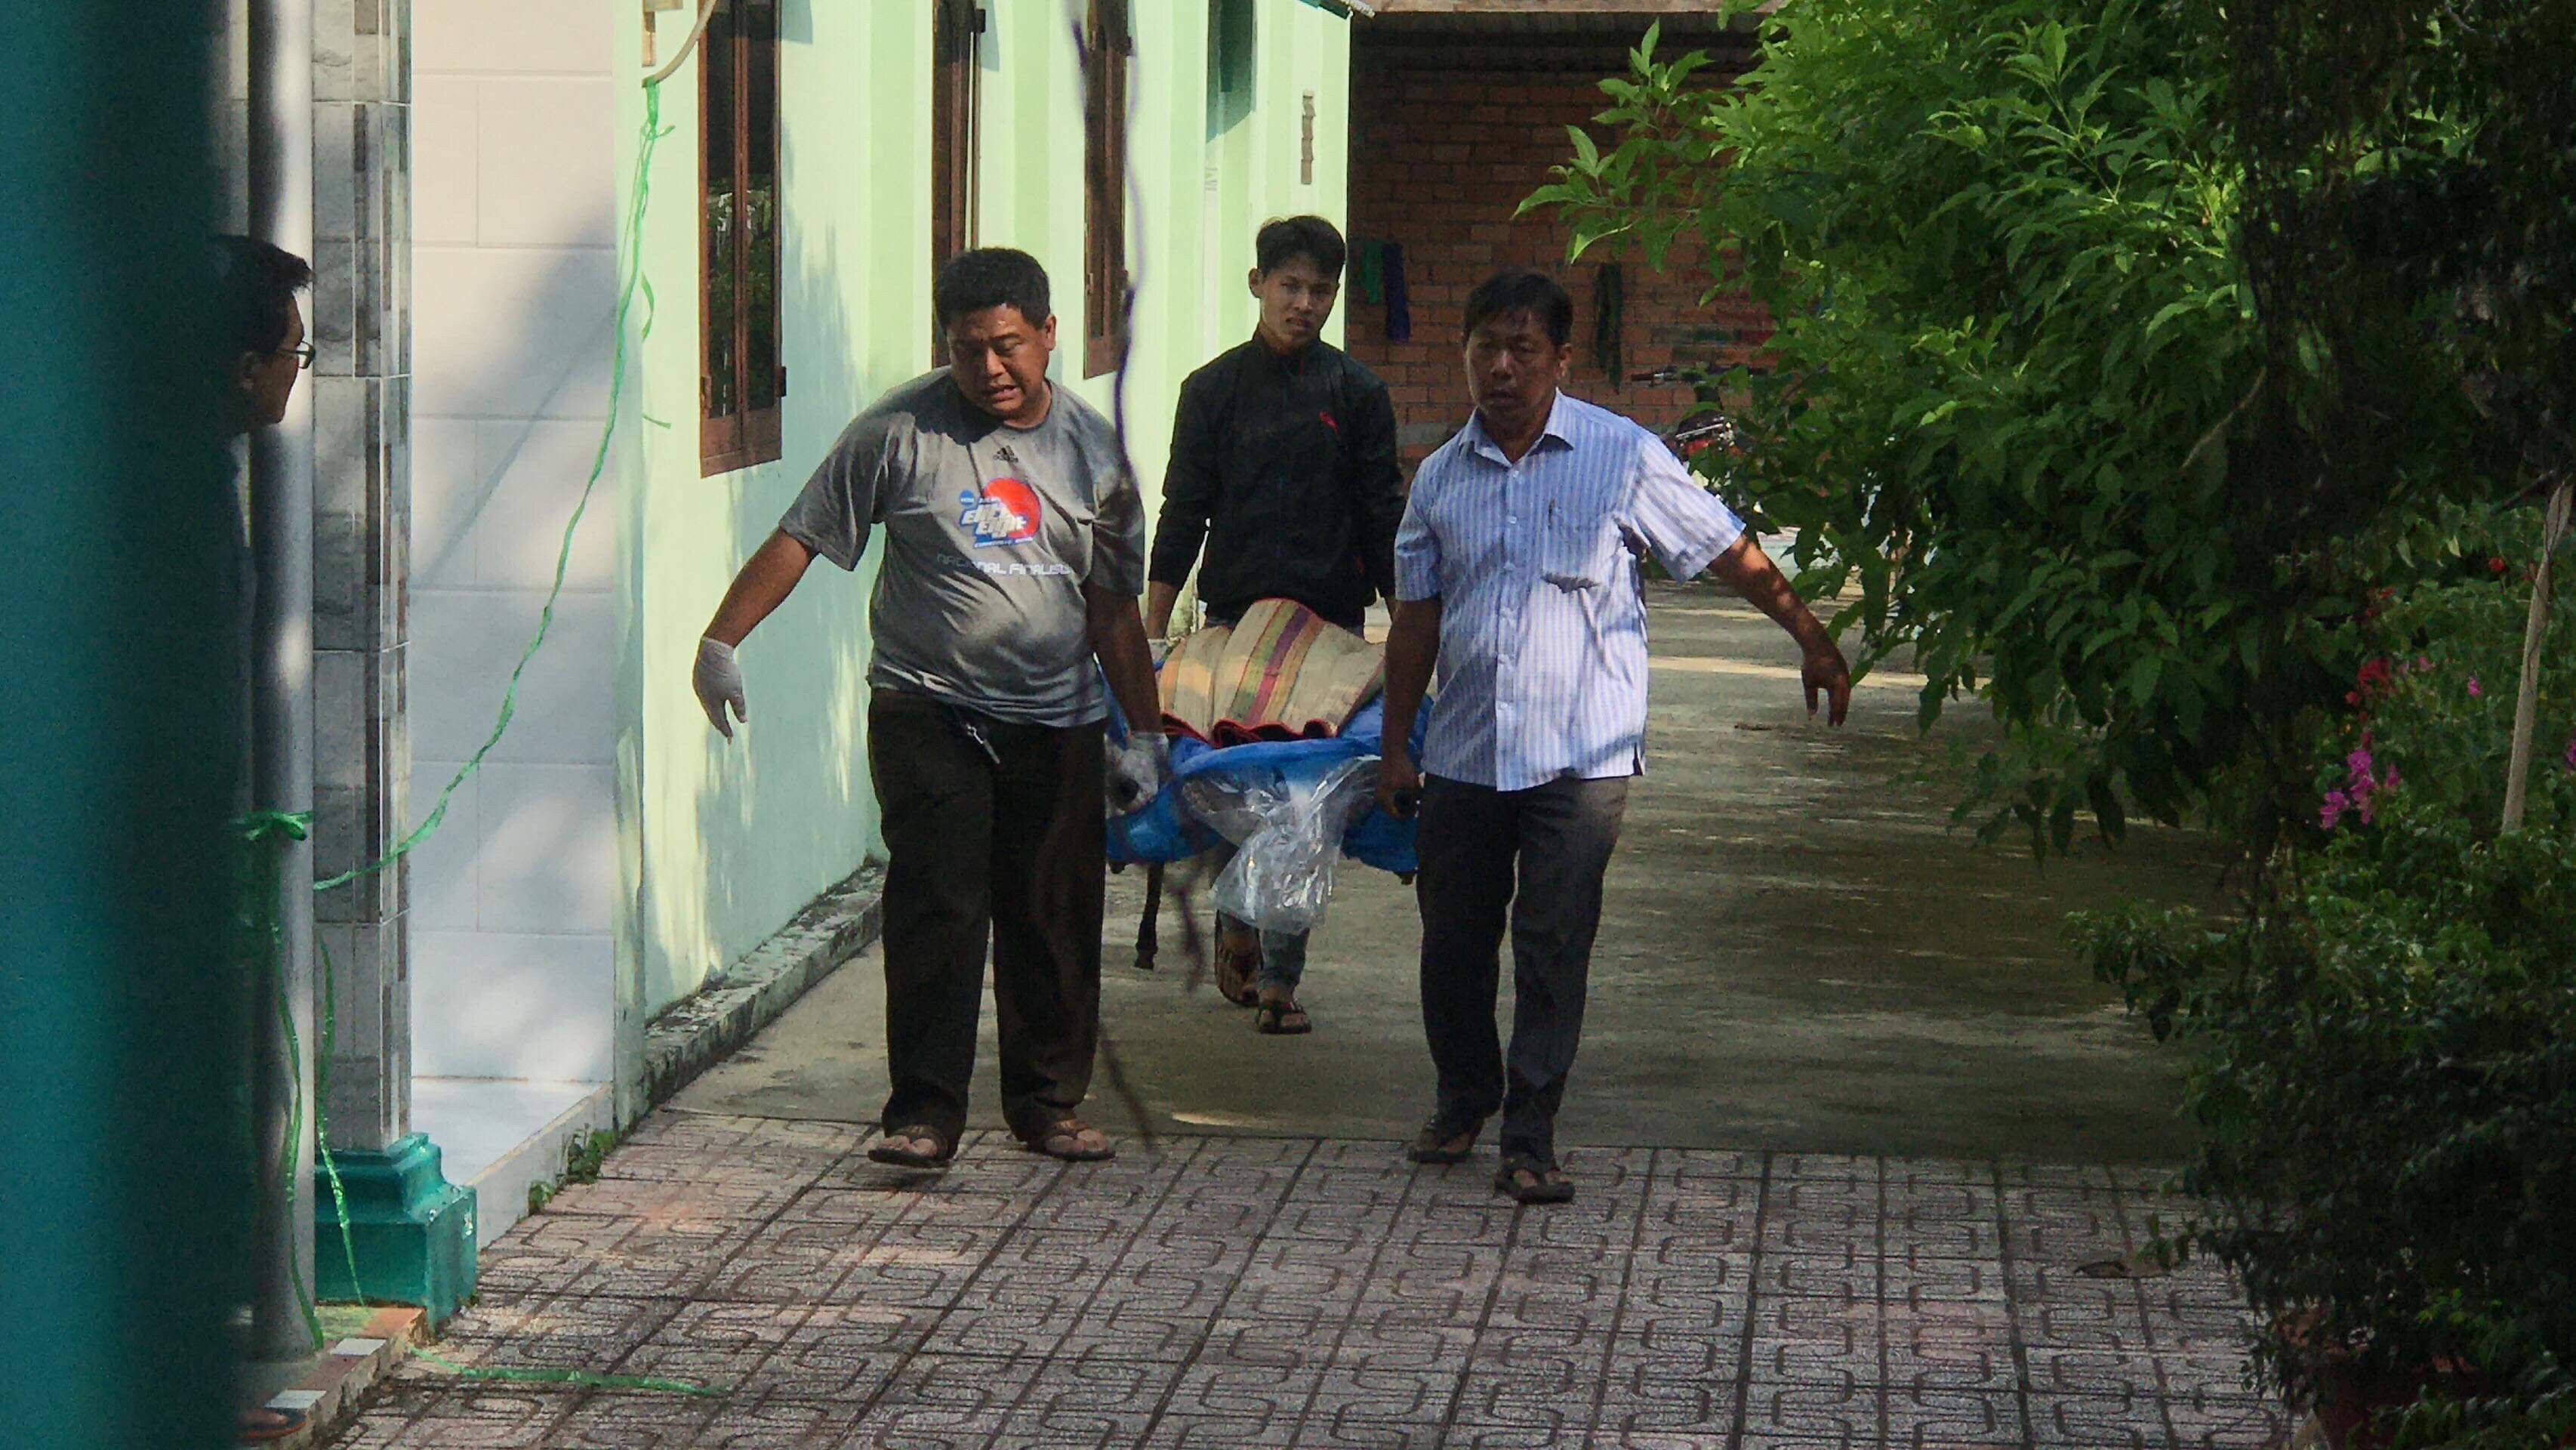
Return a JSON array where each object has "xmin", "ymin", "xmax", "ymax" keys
[{"xmin": 1184, "ymin": 754, "xmax": 1381, "ymax": 935}]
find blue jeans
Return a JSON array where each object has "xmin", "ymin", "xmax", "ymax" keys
[
  {"xmin": 1210, "ymin": 844, "xmax": 1313, "ymax": 995},
  {"xmin": 1219, "ymin": 916, "xmax": 1310, "ymax": 995}
]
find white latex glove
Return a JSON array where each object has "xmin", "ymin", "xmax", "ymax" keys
[
  {"xmin": 693, "ymin": 637, "xmax": 748, "ymax": 739},
  {"xmin": 1107, "ymin": 731, "xmax": 1171, "ymax": 816}
]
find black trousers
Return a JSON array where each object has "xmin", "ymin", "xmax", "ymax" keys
[
  {"xmin": 1414, "ymin": 773, "xmax": 1630, "ymax": 1164},
  {"xmin": 868, "ymin": 690, "xmax": 1105, "ymax": 1146}
]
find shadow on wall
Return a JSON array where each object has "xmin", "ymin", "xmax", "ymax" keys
[
  {"xmin": 646, "ymin": 216, "xmax": 884, "ymax": 1012},
  {"xmin": 408, "ymin": 241, "xmax": 626, "ymax": 1083},
  {"xmin": 414, "ymin": 246, "xmax": 621, "ymax": 594}
]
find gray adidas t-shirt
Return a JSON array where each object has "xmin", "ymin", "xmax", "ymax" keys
[{"xmin": 779, "ymin": 372, "xmax": 1145, "ymax": 726}]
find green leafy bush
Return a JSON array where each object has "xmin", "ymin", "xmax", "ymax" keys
[{"xmin": 2075, "ymin": 531, "xmax": 2574, "ymax": 1444}]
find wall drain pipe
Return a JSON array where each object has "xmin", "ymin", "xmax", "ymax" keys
[{"xmin": 245, "ymin": 0, "xmax": 318, "ymax": 1368}]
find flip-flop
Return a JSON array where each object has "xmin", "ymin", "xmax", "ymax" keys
[
  {"xmin": 866, "ymin": 1124, "xmax": 955, "ymax": 1170},
  {"xmin": 1254, "ymin": 999, "xmax": 1311, "ymax": 1035},
  {"xmin": 1021, "ymin": 1117, "xmax": 1116, "ymax": 1162},
  {"xmin": 1406, "ymin": 1114, "xmax": 1485, "ymax": 1165},
  {"xmin": 1494, "ymin": 1158, "xmax": 1576, "ymax": 1205}
]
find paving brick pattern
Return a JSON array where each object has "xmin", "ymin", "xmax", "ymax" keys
[{"xmin": 326, "ymin": 1114, "xmax": 2287, "ymax": 1448}]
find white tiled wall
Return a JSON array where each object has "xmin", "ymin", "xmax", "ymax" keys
[{"xmin": 408, "ymin": 0, "xmax": 616, "ymax": 1084}]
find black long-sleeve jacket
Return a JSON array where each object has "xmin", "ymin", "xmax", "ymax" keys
[{"xmin": 1148, "ymin": 338, "xmax": 1405, "ymax": 631}]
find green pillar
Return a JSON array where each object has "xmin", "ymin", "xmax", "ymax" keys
[
  {"xmin": 313, "ymin": 1136, "xmax": 477, "ymax": 1325},
  {"xmin": 0, "ymin": 5, "xmax": 248, "ymax": 1446}
]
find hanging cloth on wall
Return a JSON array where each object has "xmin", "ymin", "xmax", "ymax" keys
[
  {"xmin": 1593, "ymin": 261, "xmax": 1625, "ymax": 384},
  {"xmin": 1354, "ymin": 239, "xmax": 1385, "ymax": 305},
  {"xmin": 1382, "ymin": 242, "xmax": 1411, "ymax": 343}
]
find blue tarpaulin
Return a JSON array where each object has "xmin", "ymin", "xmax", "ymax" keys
[{"xmin": 1105, "ymin": 693, "xmax": 1426, "ymax": 876}]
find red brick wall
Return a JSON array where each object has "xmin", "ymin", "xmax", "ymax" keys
[{"xmin": 1345, "ymin": 50, "xmax": 1770, "ymax": 474}]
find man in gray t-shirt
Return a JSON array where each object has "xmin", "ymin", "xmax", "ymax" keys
[
  {"xmin": 777, "ymin": 366, "xmax": 1141, "ymax": 723},
  {"xmin": 689, "ymin": 248, "xmax": 1166, "ymax": 1171}
]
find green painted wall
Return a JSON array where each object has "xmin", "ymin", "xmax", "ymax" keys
[{"xmin": 611, "ymin": 1, "xmax": 1351, "ymax": 1035}]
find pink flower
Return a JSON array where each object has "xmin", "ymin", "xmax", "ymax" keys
[
  {"xmin": 2467, "ymin": 677, "xmax": 2482, "ymax": 697},
  {"xmin": 2563, "ymin": 736, "xmax": 2576, "ymax": 770},
  {"xmin": 2414, "ymin": 656, "xmax": 2433, "ymax": 673},
  {"xmin": 2346, "ymin": 748, "xmax": 2374, "ymax": 778},
  {"xmin": 2319, "ymin": 789, "xmax": 2350, "ymax": 830}
]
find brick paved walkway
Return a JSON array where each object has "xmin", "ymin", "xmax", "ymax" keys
[{"xmin": 328, "ymin": 1113, "xmax": 2288, "ymax": 1449}]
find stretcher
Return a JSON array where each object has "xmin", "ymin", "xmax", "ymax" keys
[{"xmin": 1105, "ymin": 692, "xmax": 1426, "ymax": 878}]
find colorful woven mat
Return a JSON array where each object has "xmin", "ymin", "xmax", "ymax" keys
[{"xmin": 1159, "ymin": 598, "xmax": 1384, "ymax": 745}]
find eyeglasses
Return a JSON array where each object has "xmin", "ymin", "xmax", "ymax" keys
[{"xmin": 277, "ymin": 341, "xmax": 316, "ymax": 371}]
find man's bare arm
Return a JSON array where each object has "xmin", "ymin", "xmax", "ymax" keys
[
  {"xmin": 1706, "ymin": 535, "xmax": 1851, "ymax": 726},
  {"xmin": 1143, "ymin": 581, "xmax": 1183, "ymax": 641},
  {"xmin": 703, "ymin": 529, "xmax": 817, "ymax": 646},
  {"xmin": 1376, "ymin": 596, "xmax": 1442, "ymax": 816},
  {"xmin": 1086, "ymin": 583, "xmax": 1162, "ymax": 734}
]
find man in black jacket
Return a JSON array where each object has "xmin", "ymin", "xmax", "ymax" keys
[{"xmin": 1147, "ymin": 215, "xmax": 1405, "ymax": 1032}]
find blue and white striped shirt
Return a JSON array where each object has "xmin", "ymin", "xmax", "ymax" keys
[{"xmin": 1394, "ymin": 391, "xmax": 1745, "ymax": 791}]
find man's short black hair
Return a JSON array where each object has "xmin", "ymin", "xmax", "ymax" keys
[
  {"xmin": 1255, "ymin": 215, "xmax": 1347, "ymax": 279},
  {"xmin": 935, "ymin": 247, "xmax": 1052, "ymax": 330},
  {"xmin": 1463, "ymin": 268, "xmax": 1574, "ymax": 348},
  {"xmin": 213, "ymin": 234, "xmax": 313, "ymax": 356}
]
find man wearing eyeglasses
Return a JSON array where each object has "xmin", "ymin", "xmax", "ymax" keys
[
  {"xmin": 218, "ymin": 235, "xmax": 316, "ymax": 438},
  {"xmin": 213, "ymin": 232, "xmax": 319, "ymax": 1445}
]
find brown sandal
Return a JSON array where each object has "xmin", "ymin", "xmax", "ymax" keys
[
  {"xmin": 1406, "ymin": 1114, "xmax": 1485, "ymax": 1165},
  {"xmin": 1495, "ymin": 1157, "xmax": 1576, "ymax": 1205},
  {"xmin": 867, "ymin": 1124, "xmax": 955, "ymax": 1169},
  {"xmin": 1020, "ymin": 1116, "xmax": 1115, "ymax": 1162},
  {"xmin": 1254, "ymin": 999, "xmax": 1311, "ymax": 1035}
]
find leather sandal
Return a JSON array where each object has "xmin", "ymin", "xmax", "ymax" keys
[
  {"xmin": 866, "ymin": 1124, "xmax": 955, "ymax": 1170},
  {"xmin": 1406, "ymin": 1113, "xmax": 1486, "ymax": 1165},
  {"xmin": 1020, "ymin": 1116, "xmax": 1115, "ymax": 1162},
  {"xmin": 1253, "ymin": 998, "xmax": 1311, "ymax": 1035},
  {"xmin": 1494, "ymin": 1156, "xmax": 1576, "ymax": 1205}
]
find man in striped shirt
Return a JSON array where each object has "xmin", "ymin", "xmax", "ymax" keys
[{"xmin": 1377, "ymin": 270, "xmax": 1851, "ymax": 1205}]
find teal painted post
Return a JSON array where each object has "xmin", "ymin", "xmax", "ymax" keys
[
  {"xmin": 315, "ymin": 1136, "xmax": 478, "ymax": 1324},
  {"xmin": 0, "ymin": 5, "xmax": 254, "ymax": 1448}
]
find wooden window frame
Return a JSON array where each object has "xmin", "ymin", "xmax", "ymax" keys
[
  {"xmin": 700, "ymin": 0, "xmax": 783, "ymax": 477},
  {"xmin": 1082, "ymin": 0, "xmax": 1131, "ymax": 378},
  {"xmin": 931, "ymin": 0, "xmax": 984, "ymax": 366}
]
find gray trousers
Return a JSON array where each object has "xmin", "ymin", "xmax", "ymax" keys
[{"xmin": 1414, "ymin": 773, "xmax": 1630, "ymax": 1164}]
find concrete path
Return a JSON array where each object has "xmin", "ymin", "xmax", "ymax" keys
[
  {"xmin": 326, "ymin": 580, "xmax": 2266, "ymax": 1448},
  {"xmin": 325, "ymin": 1115, "xmax": 2284, "ymax": 1448},
  {"xmin": 678, "ymin": 580, "xmax": 2217, "ymax": 1164}
]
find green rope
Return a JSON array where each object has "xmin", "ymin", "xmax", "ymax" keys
[
  {"xmin": 311, "ymin": 942, "xmax": 723, "ymax": 1398},
  {"xmin": 274, "ymin": 84, "xmax": 723, "ymax": 1400},
  {"xmin": 314, "ymin": 917, "xmax": 365, "ymax": 1311},
  {"xmin": 240, "ymin": 810, "xmax": 326, "ymax": 1352},
  {"xmin": 313, "ymin": 84, "xmax": 672, "ymax": 896}
]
